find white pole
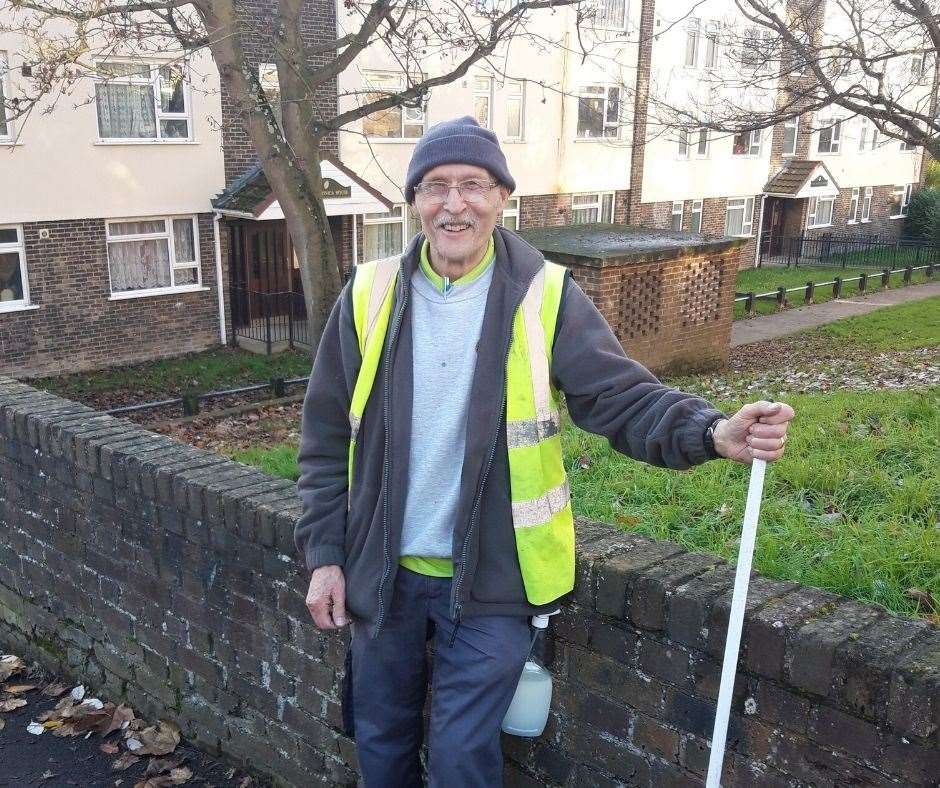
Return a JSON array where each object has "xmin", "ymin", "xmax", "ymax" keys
[
  {"xmin": 706, "ymin": 458, "xmax": 767, "ymax": 788},
  {"xmin": 212, "ymin": 212, "xmax": 227, "ymax": 345}
]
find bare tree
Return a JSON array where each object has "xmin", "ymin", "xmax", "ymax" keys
[
  {"xmin": 0, "ymin": 0, "xmax": 587, "ymax": 345},
  {"xmin": 646, "ymin": 0, "xmax": 940, "ymax": 160}
]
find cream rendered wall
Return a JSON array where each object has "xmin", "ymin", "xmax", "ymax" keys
[
  {"xmin": 335, "ymin": 1, "xmax": 638, "ymax": 205},
  {"xmin": 0, "ymin": 30, "xmax": 224, "ymax": 224},
  {"xmin": 642, "ymin": 0, "xmax": 775, "ymax": 204}
]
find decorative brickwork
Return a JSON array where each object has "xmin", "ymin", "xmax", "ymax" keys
[
  {"xmin": 1, "ymin": 378, "xmax": 936, "ymax": 787},
  {"xmin": 2, "ymin": 215, "xmax": 223, "ymax": 379},
  {"xmin": 681, "ymin": 258, "xmax": 723, "ymax": 328},
  {"xmin": 619, "ymin": 268, "xmax": 663, "ymax": 342}
]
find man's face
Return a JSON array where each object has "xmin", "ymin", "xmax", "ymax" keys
[{"xmin": 413, "ymin": 163, "xmax": 509, "ymax": 267}]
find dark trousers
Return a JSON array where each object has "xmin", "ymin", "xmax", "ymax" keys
[{"xmin": 349, "ymin": 566, "xmax": 531, "ymax": 787}]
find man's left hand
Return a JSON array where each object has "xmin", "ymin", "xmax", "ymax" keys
[{"xmin": 712, "ymin": 400, "xmax": 795, "ymax": 465}]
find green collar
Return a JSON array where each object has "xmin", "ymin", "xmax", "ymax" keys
[{"xmin": 420, "ymin": 236, "xmax": 495, "ymax": 294}]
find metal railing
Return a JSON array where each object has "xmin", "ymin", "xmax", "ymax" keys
[
  {"xmin": 759, "ymin": 233, "xmax": 940, "ymax": 269},
  {"xmin": 231, "ymin": 286, "xmax": 310, "ymax": 353}
]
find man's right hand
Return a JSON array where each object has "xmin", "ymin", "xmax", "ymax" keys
[{"xmin": 306, "ymin": 565, "xmax": 348, "ymax": 630}]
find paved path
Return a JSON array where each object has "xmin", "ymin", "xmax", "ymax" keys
[{"xmin": 731, "ymin": 280, "xmax": 940, "ymax": 347}]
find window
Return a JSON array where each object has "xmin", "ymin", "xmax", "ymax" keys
[
  {"xmin": 106, "ymin": 216, "xmax": 200, "ymax": 296},
  {"xmin": 889, "ymin": 184, "xmax": 913, "ymax": 218},
  {"xmin": 724, "ymin": 197, "xmax": 754, "ymax": 237},
  {"xmin": 807, "ymin": 196, "xmax": 834, "ymax": 228},
  {"xmin": 590, "ymin": 0, "xmax": 627, "ymax": 31},
  {"xmin": 572, "ymin": 192, "xmax": 615, "ymax": 223},
  {"xmin": 690, "ymin": 199, "xmax": 703, "ymax": 233},
  {"xmin": 473, "ymin": 76, "xmax": 494, "ymax": 130},
  {"xmin": 740, "ymin": 26, "xmax": 771, "ymax": 70},
  {"xmin": 732, "ymin": 129, "xmax": 761, "ymax": 156},
  {"xmin": 577, "ymin": 85, "xmax": 621, "ymax": 139},
  {"xmin": 816, "ymin": 119, "xmax": 841, "ymax": 153},
  {"xmin": 858, "ymin": 118, "xmax": 871, "ymax": 151},
  {"xmin": 670, "ymin": 201, "xmax": 684, "ymax": 231},
  {"xmin": 0, "ymin": 51, "xmax": 10, "ymax": 140},
  {"xmin": 685, "ymin": 19, "xmax": 701, "ymax": 67},
  {"xmin": 363, "ymin": 72, "xmax": 426, "ymax": 139},
  {"xmin": 862, "ymin": 187, "xmax": 872, "ymax": 221},
  {"xmin": 910, "ymin": 55, "xmax": 927, "ymax": 85},
  {"xmin": 363, "ymin": 206, "xmax": 409, "ymax": 261},
  {"xmin": 504, "ymin": 79, "xmax": 525, "ymax": 140},
  {"xmin": 0, "ymin": 225, "xmax": 29, "ymax": 310},
  {"xmin": 95, "ymin": 61, "xmax": 191, "ymax": 141},
  {"xmin": 782, "ymin": 117, "xmax": 798, "ymax": 156},
  {"xmin": 501, "ymin": 197, "xmax": 521, "ymax": 231},
  {"xmin": 695, "ymin": 128, "xmax": 709, "ymax": 157},
  {"xmin": 848, "ymin": 187, "xmax": 860, "ymax": 223},
  {"xmin": 900, "ymin": 137, "xmax": 917, "ymax": 152},
  {"xmin": 677, "ymin": 128, "xmax": 689, "ymax": 157},
  {"xmin": 704, "ymin": 22, "xmax": 719, "ymax": 69}
]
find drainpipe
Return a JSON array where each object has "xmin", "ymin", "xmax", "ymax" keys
[
  {"xmin": 212, "ymin": 212, "xmax": 228, "ymax": 344},
  {"xmin": 752, "ymin": 193, "xmax": 767, "ymax": 268},
  {"xmin": 352, "ymin": 213, "xmax": 358, "ymax": 267}
]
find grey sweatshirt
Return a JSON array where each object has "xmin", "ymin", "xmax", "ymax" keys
[{"xmin": 399, "ymin": 258, "xmax": 495, "ymax": 558}]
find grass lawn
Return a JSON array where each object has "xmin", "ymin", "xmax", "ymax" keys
[
  {"xmin": 733, "ymin": 265, "xmax": 932, "ymax": 319},
  {"xmin": 815, "ymin": 295, "xmax": 940, "ymax": 351},
  {"xmin": 33, "ymin": 347, "xmax": 312, "ymax": 404}
]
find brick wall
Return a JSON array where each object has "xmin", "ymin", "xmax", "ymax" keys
[
  {"xmin": 804, "ymin": 185, "xmax": 908, "ymax": 241},
  {"xmin": 518, "ymin": 191, "xmax": 630, "ymax": 231},
  {"xmin": 221, "ymin": 0, "xmax": 339, "ymax": 185},
  {"xmin": 1, "ymin": 378, "xmax": 936, "ymax": 787},
  {"xmin": 2, "ymin": 215, "xmax": 223, "ymax": 379}
]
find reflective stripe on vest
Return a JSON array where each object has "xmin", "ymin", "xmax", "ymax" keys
[{"xmin": 348, "ymin": 255, "xmax": 574, "ymax": 605}]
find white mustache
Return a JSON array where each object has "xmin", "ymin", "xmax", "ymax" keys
[{"xmin": 435, "ymin": 216, "xmax": 475, "ymax": 228}]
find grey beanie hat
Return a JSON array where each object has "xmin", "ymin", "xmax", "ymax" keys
[{"xmin": 404, "ymin": 115, "xmax": 516, "ymax": 202}]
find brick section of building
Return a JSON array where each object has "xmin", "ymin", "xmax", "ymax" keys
[
  {"xmin": 517, "ymin": 190, "xmax": 630, "ymax": 231},
  {"xmin": 1, "ymin": 378, "xmax": 937, "ymax": 788},
  {"xmin": 564, "ymin": 243, "xmax": 742, "ymax": 373},
  {"xmin": 803, "ymin": 185, "xmax": 910, "ymax": 240},
  {"xmin": 628, "ymin": 0, "xmax": 656, "ymax": 222},
  {"xmin": 1, "ymin": 215, "xmax": 223, "ymax": 379},
  {"xmin": 220, "ymin": 0, "xmax": 339, "ymax": 184}
]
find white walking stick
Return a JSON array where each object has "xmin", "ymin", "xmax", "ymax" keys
[{"xmin": 706, "ymin": 458, "xmax": 767, "ymax": 788}]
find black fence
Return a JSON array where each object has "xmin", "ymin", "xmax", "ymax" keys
[
  {"xmin": 758, "ymin": 233, "xmax": 940, "ymax": 269},
  {"xmin": 230, "ymin": 286, "xmax": 310, "ymax": 353}
]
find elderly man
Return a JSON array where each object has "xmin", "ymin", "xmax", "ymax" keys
[{"xmin": 294, "ymin": 115, "xmax": 794, "ymax": 787}]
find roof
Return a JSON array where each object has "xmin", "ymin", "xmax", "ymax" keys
[
  {"xmin": 212, "ymin": 154, "xmax": 393, "ymax": 215},
  {"xmin": 520, "ymin": 223, "xmax": 747, "ymax": 267},
  {"xmin": 763, "ymin": 160, "xmax": 839, "ymax": 197}
]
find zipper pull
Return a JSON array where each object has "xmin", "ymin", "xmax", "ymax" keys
[{"xmin": 449, "ymin": 606, "xmax": 462, "ymax": 648}]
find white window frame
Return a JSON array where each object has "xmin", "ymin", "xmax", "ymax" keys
[
  {"xmin": 807, "ymin": 196, "xmax": 835, "ymax": 228},
  {"xmin": 816, "ymin": 118, "xmax": 841, "ymax": 154},
  {"xmin": 94, "ymin": 60, "xmax": 193, "ymax": 143},
  {"xmin": 473, "ymin": 75, "xmax": 494, "ymax": 130},
  {"xmin": 732, "ymin": 129, "xmax": 761, "ymax": 156},
  {"xmin": 576, "ymin": 84, "xmax": 622, "ymax": 140},
  {"xmin": 848, "ymin": 187, "xmax": 860, "ymax": 223},
  {"xmin": 900, "ymin": 137, "xmax": 917, "ymax": 152},
  {"xmin": 724, "ymin": 197, "xmax": 754, "ymax": 237},
  {"xmin": 858, "ymin": 117, "xmax": 870, "ymax": 152},
  {"xmin": 501, "ymin": 196, "xmax": 521, "ymax": 230},
  {"xmin": 695, "ymin": 128, "xmax": 709, "ymax": 157},
  {"xmin": 362, "ymin": 72, "xmax": 426, "ymax": 141},
  {"xmin": 106, "ymin": 215, "xmax": 202, "ymax": 299},
  {"xmin": 862, "ymin": 186, "xmax": 872, "ymax": 222},
  {"xmin": 0, "ymin": 51, "xmax": 12, "ymax": 142},
  {"xmin": 782, "ymin": 117, "xmax": 798, "ymax": 156},
  {"xmin": 685, "ymin": 18, "xmax": 701, "ymax": 68},
  {"xmin": 504, "ymin": 79, "xmax": 525, "ymax": 141},
  {"xmin": 571, "ymin": 192, "xmax": 615, "ymax": 223},
  {"xmin": 690, "ymin": 199, "xmax": 703, "ymax": 233},
  {"xmin": 588, "ymin": 0, "xmax": 628, "ymax": 32},
  {"xmin": 670, "ymin": 201, "xmax": 684, "ymax": 231},
  {"xmin": 362, "ymin": 205, "xmax": 409, "ymax": 261},
  {"xmin": 677, "ymin": 128, "xmax": 689, "ymax": 158},
  {"xmin": 704, "ymin": 22, "xmax": 719, "ymax": 69},
  {"xmin": 0, "ymin": 225, "xmax": 31, "ymax": 311},
  {"xmin": 889, "ymin": 184, "xmax": 913, "ymax": 218}
]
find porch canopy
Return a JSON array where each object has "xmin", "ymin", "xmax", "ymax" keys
[
  {"xmin": 212, "ymin": 153, "xmax": 393, "ymax": 219},
  {"xmin": 763, "ymin": 160, "xmax": 840, "ymax": 199}
]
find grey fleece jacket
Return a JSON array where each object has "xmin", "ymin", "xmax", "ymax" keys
[{"xmin": 294, "ymin": 226, "xmax": 726, "ymax": 639}]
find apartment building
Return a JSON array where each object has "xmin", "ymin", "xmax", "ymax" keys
[
  {"xmin": 633, "ymin": 0, "xmax": 927, "ymax": 266},
  {"xmin": 0, "ymin": 34, "xmax": 227, "ymax": 377}
]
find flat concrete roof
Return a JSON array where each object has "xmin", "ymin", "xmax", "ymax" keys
[{"xmin": 520, "ymin": 223, "xmax": 747, "ymax": 267}]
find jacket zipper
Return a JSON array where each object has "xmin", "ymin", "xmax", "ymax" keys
[
  {"xmin": 373, "ymin": 264, "xmax": 409, "ymax": 638},
  {"xmin": 450, "ymin": 276, "xmax": 535, "ymax": 642}
]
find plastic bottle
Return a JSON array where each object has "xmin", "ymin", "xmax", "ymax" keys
[{"xmin": 501, "ymin": 610, "xmax": 559, "ymax": 737}]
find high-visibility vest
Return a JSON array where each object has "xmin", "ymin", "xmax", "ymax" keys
[{"xmin": 347, "ymin": 255, "xmax": 574, "ymax": 605}]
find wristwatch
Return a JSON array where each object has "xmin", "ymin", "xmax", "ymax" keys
[{"xmin": 703, "ymin": 415, "xmax": 727, "ymax": 459}]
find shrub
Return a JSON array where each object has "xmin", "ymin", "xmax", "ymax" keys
[{"xmin": 903, "ymin": 187, "xmax": 940, "ymax": 242}]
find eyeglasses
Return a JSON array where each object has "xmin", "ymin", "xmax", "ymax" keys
[{"xmin": 413, "ymin": 179, "xmax": 499, "ymax": 204}]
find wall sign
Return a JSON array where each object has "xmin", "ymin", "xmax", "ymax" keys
[{"xmin": 322, "ymin": 177, "xmax": 352, "ymax": 199}]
